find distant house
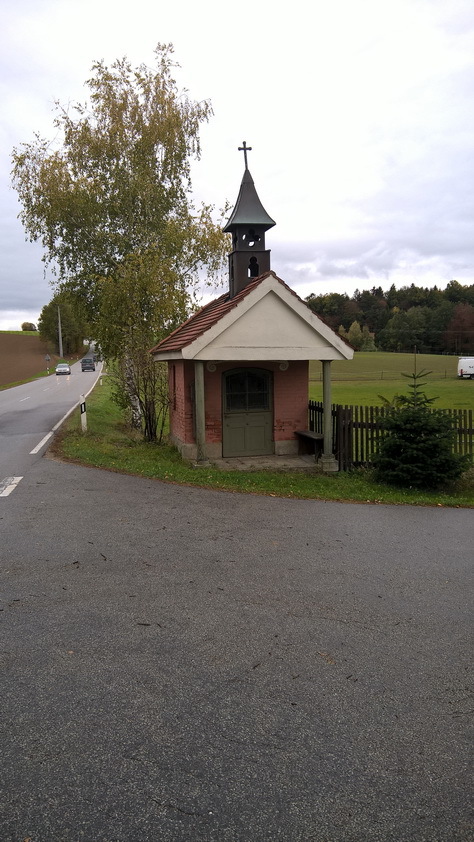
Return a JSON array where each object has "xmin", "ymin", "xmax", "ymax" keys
[{"xmin": 151, "ymin": 155, "xmax": 353, "ymax": 470}]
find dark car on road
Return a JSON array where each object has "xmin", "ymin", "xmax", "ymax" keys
[{"xmin": 81, "ymin": 357, "xmax": 96, "ymax": 372}]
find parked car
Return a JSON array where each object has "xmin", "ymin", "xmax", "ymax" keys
[
  {"xmin": 81, "ymin": 357, "xmax": 96, "ymax": 372},
  {"xmin": 55, "ymin": 363, "xmax": 71, "ymax": 376}
]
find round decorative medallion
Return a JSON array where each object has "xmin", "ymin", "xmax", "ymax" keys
[
  {"xmin": 206, "ymin": 362, "xmax": 217, "ymax": 372},
  {"xmin": 279, "ymin": 361, "xmax": 289, "ymax": 371}
]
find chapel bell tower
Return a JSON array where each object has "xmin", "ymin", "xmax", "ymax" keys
[{"xmin": 224, "ymin": 141, "xmax": 276, "ymax": 298}]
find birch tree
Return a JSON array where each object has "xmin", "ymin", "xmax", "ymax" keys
[{"xmin": 12, "ymin": 44, "xmax": 228, "ymax": 439}]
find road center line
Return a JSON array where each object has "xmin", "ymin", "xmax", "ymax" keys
[
  {"xmin": 0, "ymin": 477, "xmax": 23, "ymax": 497},
  {"xmin": 19, "ymin": 397, "xmax": 30, "ymax": 402}
]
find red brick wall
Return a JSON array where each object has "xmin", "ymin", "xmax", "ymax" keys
[
  {"xmin": 203, "ymin": 366, "xmax": 222, "ymax": 443},
  {"xmin": 273, "ymin": 361, "xmax": 309, "ymax": 440},
  {"xmin": 169, "ymin": 360, "xmax": 309, "ymax": 446},
  {"xmin": 168, "ymin": 361, "xmax": 194, "ymax": 442}
]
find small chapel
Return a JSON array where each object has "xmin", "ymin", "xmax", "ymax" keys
[{"xmin": 151, "ymin": 143, "xmax": 353, "ymax": 471}]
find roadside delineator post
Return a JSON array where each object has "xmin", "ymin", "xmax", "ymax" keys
[{"xmin": 80, "ymin": 394, "xmax": 87, "ymax": 432}]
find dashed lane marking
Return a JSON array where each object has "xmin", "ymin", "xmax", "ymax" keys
[{"xmin": 0, "ymin": 477, "xmax": 23, "ymax": 497}]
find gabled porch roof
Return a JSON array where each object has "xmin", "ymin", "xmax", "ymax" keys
[{"xmin": 150, "ymin": 271, "xmax": 353, "ymax": 363}]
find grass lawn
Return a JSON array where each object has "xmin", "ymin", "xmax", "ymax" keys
[
  {"xmin": 52, "ymin": 377, "xmax": 474, "ymax": 508},
  {"xmin": 309, "ymin": 352, "xmax": 473, "ymax": 408}
]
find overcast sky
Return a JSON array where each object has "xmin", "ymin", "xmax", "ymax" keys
[{"xmin": 1, "ymin": 0, "xmax": 473, "ymax": 329}]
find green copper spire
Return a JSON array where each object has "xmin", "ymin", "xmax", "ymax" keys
[{"xmin": 223, "ymin": 168, "xmax": 276, "ymax": 233}]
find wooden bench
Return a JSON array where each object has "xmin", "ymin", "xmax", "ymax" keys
[{"xmin": 295, "ymin": 430, "xmax": 324, "ymax": 459}]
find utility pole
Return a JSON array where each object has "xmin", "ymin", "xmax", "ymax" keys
[{"xmin": 58, "ymin": 306, "xmax": 64, "ymax": 358}]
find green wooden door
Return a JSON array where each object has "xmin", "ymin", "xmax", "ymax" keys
[{"xmin": 222, "ymin": 368, "xmax": 273, "ymax": 457}]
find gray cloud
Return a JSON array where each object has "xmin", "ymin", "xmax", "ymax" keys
[{"xmin": 1, "ymin": 0, "xmax": 474, "ymax": 325}]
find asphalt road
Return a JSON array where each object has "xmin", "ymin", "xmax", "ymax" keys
[
  {"xmin": 0, "ymin": 359, "xmax": 102, "ymax": 483},
  {"xmin": 0, "ymin": 450, "xmax": 472, "ymax": 842}
]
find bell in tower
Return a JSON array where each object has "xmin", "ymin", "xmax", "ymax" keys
[{"xmin": 223, "ymin": 142, "xmax": 276, "ymax": 298}]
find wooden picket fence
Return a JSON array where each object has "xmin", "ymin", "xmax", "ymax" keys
[{"xmin": 308, "ymin": 401, "xmax": 474, "ymax": 471}]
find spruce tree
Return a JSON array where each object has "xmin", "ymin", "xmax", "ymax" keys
[{"xmin": 373, "ymin": 370, "xmax": 470, "ymax": 489}]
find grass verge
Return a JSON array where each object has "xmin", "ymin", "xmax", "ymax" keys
[
  {"xmin": 0, "ymin": 353, "xmax": 86, "ymax": 391},
  {"xmin": 50, "ymin": 379, "xmax": 474, "ymax": 508},
  {"xmin": 0, "ymin": 370, "xmax": 53, "ymax": 391}
]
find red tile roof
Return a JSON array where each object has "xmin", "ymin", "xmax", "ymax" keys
[
  {"xmin": 150, "ymin": 272, "xmax": 273, "ymax": 354},
  {"xmin": 150, "ymin": 270, "xmax": 353, "ymax": 355}
]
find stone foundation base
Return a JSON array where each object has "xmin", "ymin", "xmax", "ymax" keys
[
  {"xmin": 171, "ymin": 438, "xmax": 197, "ymax": 461},
  {"xmin": 169, "ymin": 435, "xmax": 222, "ymax": 462},
  {"xmin": 319, "ymin": 453, "xmax": 339, "ymax": 473},
  {"xmin": 169, "ymin": 434, "xmax": 300, "ymax": 462},
  {"xmin": 274, "ymin": 440, "xmax": 299, "ymax": 456}
]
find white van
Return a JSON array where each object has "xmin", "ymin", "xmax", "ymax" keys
[{"xmin": 457, "ymin": 358, "xmax": 474, "ymax": 379}]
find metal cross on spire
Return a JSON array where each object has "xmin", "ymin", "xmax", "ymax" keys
[{"xmin": 238, "ymin": 140, "xmax": 252, "ymax": 169}]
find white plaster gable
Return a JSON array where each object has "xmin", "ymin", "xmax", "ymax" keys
[{"xmin": 185, "ymin": 275, "xmax": 353, "ymax": 361}]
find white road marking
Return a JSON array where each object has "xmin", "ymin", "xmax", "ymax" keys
[
  {"xmin": 0, "ymin": 477, "xmax": 23, "ymax": 497},
  {"xmin": 30, "ymin": 370, "xmax": 102, "ymax": 455},
  {"xmin": 30, "ymin": 432, "xmax": 54, "ymax": 454},
  {"xmin": 19, "ymin": 397, "xmax": 30, "ymax": 402}
]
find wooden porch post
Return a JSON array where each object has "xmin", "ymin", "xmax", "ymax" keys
[
  {"xmin": 194, "ymin": 361, "xmax": 208, "ymax": 464},
  {"xmin": 321, "ymin": 360, "xmax": 339, "ymax": 472}
]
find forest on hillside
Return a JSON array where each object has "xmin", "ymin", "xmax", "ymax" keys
[{"xmin": 306, "ymin": 279, "xmax": 474, "ymax": 354}]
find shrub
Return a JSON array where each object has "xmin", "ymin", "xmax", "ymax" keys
[{"xmin": 373, "ymin": 370, "xmax": 471, "ymax": 489}]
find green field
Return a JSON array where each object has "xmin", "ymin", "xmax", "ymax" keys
[{"xmin": 309, "ymin": 352, "xmax": 473, "ymax": 409}]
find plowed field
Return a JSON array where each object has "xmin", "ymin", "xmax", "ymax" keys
[{"xmin": 0, "ymin": 333, "xmax": 59, "ymax": 387}]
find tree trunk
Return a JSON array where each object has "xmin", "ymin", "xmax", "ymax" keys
[
  {"xmin": 143, "ymin": 398, "xmax": 157, "ymax": 442},
  {"xmin": 124, "ymin": 354, "xmax": 141, "ymax": 430}
]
